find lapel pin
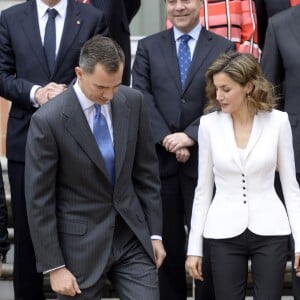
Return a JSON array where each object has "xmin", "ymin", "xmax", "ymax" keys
[{"xmin": 77, "ymin": 20, "xmax": 81, "ymax": 25}]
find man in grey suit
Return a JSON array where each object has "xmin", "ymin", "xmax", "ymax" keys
[
  {"xmin": 25, "ymin": 35, "xmax": 166, "ymax": 299},
  {"xmin": 0, "ymin": 1, "xmax": 108, "ymax": 298},
  {"xmin": 261, "ymin": 4, "xmax": 300, "ymax": 299},
  {"xmin": 132, "ymin": 0, "xmax": 234, "ymax": 299}
]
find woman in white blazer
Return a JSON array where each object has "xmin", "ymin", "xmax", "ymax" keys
[{"xmin": 186, "ymin": 52, "xmax": 300, "ymax": 299}]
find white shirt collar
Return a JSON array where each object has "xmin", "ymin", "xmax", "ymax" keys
[
  {"xmin": 173, "ymin": 22, "xmax": 202, "ymax": 42},
  {"xmin": 73, "ymin": 80, "xmax": 112, "ymax": 111},
  {"xmin": 36, "ymin": 0, "xmax": 68, "ymax": 19},
  {"xmin": 73, "ymin": 80, "xmax": 95, "ymax": 111}
]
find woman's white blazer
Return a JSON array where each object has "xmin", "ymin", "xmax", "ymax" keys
[{"xmin": 187, "ymin": 109, "xmax": 300, "ymax": 256}]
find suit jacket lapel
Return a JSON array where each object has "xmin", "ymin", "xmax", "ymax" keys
[
  {"xmin": 20, "ymin": 1, "xmax": 50, "ymax": 77},
  {"xmin": 55, "ymin": 0, "xmax": 81, "ymax": 74},
  {"xmin": 183, "ymin": 28, "xmax": 213, "ymax": 94},
  {"xmin": 63, "ymin": 87, "xmax": 109, "ymax": 178},
  {"xmin": 111, "ymin": 91, "xmax": 130, "ymax": 184},
  {"xmin": 160, "ymin": 29, "xmax": 182, "ymax": 93}
]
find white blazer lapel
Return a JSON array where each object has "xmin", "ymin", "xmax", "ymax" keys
[
  {"xmin": 244, "ymin": 112, "xmax": 264, "ymax": 161},
  {"xmin": 220, "ymin": 113, "xmax": 244, "ymax": 172}
]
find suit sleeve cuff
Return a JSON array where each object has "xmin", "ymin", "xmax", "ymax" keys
[
  {"xmin": 43, "ymin": 265, "xmax": 65, "ymax": 274},
  {"xmin": 150, "ymin": 235, "xmax": 162, "ymax": 240}
]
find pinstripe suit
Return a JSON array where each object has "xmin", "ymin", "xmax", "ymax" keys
[
  {"xmin": 25, "ymin": 84, "xmax": 162, "ymax": 299},
  {"xmin": 0, "ymin": 1, "xmax": 108, "ymax": 298}
]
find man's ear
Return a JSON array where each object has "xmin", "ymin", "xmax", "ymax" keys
[{"xmin": 75, "ymin": 67, "xmax": 83, "ymax": 80}]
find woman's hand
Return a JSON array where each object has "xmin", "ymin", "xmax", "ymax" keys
[{"xmin": 186, "ymin": 255, "xmax": 204, "ymax": 281}]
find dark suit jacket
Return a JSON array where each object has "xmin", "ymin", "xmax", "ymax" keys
[
  {"xmin": 132, "ymin": 28, "xmax": 234, "ymax": 178},
  {"xmin": 91, "ymin": 0, "xmax": 141, "ymax": 85},
  {"xmin": 255, "ymin": 0, "xmax": 291, "ymax": 49},
  {"xmin": 25, "ymin": 85, "xmax": 162, "ymax": 288},
  {"xmin": 0, "ymin": 0, "xmax": 108, "ymax": 162},
  {"xmin": 261, "ymin": 5, "xmax": 300, "ymax": 172}
]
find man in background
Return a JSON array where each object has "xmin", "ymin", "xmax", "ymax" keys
[
  {"xmin": 261, "ymin": 4, "xmax": 300, "ymax": 299},
  {"xmin": 132, "ymin": 0, "xmax": 234, "ymax": 299}
]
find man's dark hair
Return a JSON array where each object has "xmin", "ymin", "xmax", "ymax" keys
[{"xmin": 79, "ymin": 35, "xmax": 125, "ymax": 74}]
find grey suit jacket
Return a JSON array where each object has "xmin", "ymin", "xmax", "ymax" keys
[
  {"xmin": 25, "ymin": 85, "xmax": 162, "ymax": 288},
  {"xmin": 261, "ymin": 5, "xmax": 300, "ymax": 172}
]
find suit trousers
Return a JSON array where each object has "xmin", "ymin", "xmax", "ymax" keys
[
  {"xmin": 8, "ymin": 161, "xmax": 45, "ymax": 300},
  {"xmin": 275, "ymin": 171, "xmax": 300, "ymax": 300},
  {"xmin": 58, "ymin": 215, "xmax": 159, "ymax": 299},
  {"xmin": 208, "ymin": 228, "xmax": 289, "ymax": 300},
  {"xmin": 158, "ymin": 173, "xmax": 214, "ymax": 300}
]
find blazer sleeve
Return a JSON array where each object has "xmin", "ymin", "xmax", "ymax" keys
[
  {"xmin": 187, "ymin": 115, "xmax": 214, "ymax": 257},
  {"xmin": 132, "ymin": 40, "xmax": 172, "ymax": 144},
  {"xmin": 25, "ymin": 111, "xmax": 65, "ymax": 272},
  {"xmin": 277, "ymin": 113, "xmax": 300, "ymax": 253}
]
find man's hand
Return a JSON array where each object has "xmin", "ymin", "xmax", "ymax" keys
[
  {"xmin": 162, "ymin": 133, "xmax": 195, "ymax": 153},
  {"xmin": 151, "ymin": 240, "xmax": 166, "ymax": 269},
  {"xmin": 50, "ymin": 267, "xmax": 81, "ymax": 296},
  {"xmin": 175, "ymin": 147, "xmax": 190, "ymax": 163},
  {"xmin": 0, "ymin": 261, "xmax": 2, "ymax": 277},
  {"xmin": 294, "ymin": 252, "xmax": 300, "ymax": 277},
  {"xmin": 186, "ymin": 255, "xmax": 203, "ymax": 281},
  {"xmin": 35, "ymin": 82, "xmax": 67, "ymax": 106}
]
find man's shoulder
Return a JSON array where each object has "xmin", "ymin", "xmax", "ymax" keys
[
  {"xmin": 34, "ymin": 88, "xmax": 73, "ymax": 119},
  {"xmin": 138, "ymin": 29, "xmax": 171, "ymax": 45},
  {"xmin": 118, "ymin": 85, "xmax": 143, "ymax": 99},
  {"xmin": 269, "ymin": 5, "xmax": 297, "ymax": 25},
  {"xmin": 0, "ymin": 1, "xmax": 30, "ymax": 17},
  {"xmin": 201, "ymin": 28, "xmax": 234, "ymax": 48}
]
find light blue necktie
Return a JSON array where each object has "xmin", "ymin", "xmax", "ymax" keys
[
  {"xmin": 178, "ymin": 34, "xmax": 191, "ymax": 88},
  {"xmin": 93, "ymin": 104, "xmax": 115, "ymax": 185},
  {"xmin": 44, "ymin": 8, "xmax": 58, "ymax": 74}
]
